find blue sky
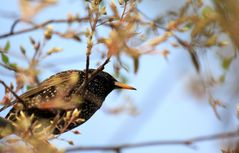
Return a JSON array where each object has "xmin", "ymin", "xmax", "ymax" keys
[{"xmin": 0, "ymin": 0, "xmax": 235, "ymax": 153}]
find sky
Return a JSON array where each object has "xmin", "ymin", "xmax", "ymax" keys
[{"xmin": 0, "ymin": 0, "xmax": 236, "ymax": 153}]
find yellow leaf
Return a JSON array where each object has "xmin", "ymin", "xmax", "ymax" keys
[
  {"xmin": 110, "ymin": 0, "xmax": 119, "ymax": 18},
  {"xmin": 47, "ymin": 47, "xmax": 62, "ymax": 55},
  {"xmin": 19, "ymin": 0, "xmax": 57, "ymax": 20},
  {"xmin": 118, "ymin": 0, "xmax": 124, "ymax": 5},
  {"xmin": 191, "ymin": 18, "xmax": 208, "ymax": 37},
  {"xmin": 205, "ymin": 35, "xmax": 217, "ymax": 47},
  {"xmin": 148, "ymin": 32, "xmax": 171, "ymax": 46}
]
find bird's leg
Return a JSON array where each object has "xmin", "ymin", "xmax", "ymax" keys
[{"xmin": 0, "ymin": 80, "xmax": 25, "ymax": 112}]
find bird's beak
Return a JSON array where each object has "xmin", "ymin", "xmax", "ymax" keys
[{"xmin": 114, "ymin": 82, "xmax": 136, "ymax": 90}]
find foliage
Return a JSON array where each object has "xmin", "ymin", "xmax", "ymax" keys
[{"xmin": 0, "ymin": 0, "xmax": 239, "ymax": 152}]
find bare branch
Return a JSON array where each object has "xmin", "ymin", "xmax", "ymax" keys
[
  {"xmin": 120, "ymin": 1, "xmax": 128, "ymax": 20},
  {"xmin": 65, "ymin": 130, "xmax": 239, "ymax": 152},
  {"xmin": 88, "ymin": 56, "xmax": 111, "ymax": 81},
  {"xmin": 0, "ymin": 17, "xmax": 89, "ymax": 39},
  {"xmin": 96, "ymin": 17, "xmax": 115, "ymax": 27},
  {"xmin": 82, "ymin": 9, "xmax": 100, "ymax": 96},
  {"xmin": 0, "ymin": 80, "xmax": 25, "ymax": 108},
  {"xmin": 137, "ymin": 8, "xmax": 200, "ymax": 72},
  {"xmin": 0, "ymin": 63, "xmax": 19, "ymax": 72},
  {"xmin": 79, "ymin": 56, "xmax": 111, "ymax": 94},
  {"xmin": 173, "ymin": 34, "xmax": 200, "ymax": 72},
  {"xmin": 10, "ymin": 19, "xmax": 23, "ymax": 34},
  {"xmin": 136, "ymin": 8, "xmax": 168, "ymax": 31},
  {"xmin": 84, "ymin": 54, "xmax": 90, "ymax": 94}
]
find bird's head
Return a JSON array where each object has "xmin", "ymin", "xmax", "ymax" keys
[{"xmin": 86, "ymin": 69, "xmax": 136, "ymax": 99}]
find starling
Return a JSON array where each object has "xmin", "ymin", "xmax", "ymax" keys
[{"xmin": 5, "ymin": 69, "xmax": 135, "ymax": 135}]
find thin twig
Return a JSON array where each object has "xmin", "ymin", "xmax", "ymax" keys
[
  {"xmin": 82, "ymin": 9, "xmax": 100, "ymax": 95},
  {"xmin": 10, "ymin": 19, "xmax": 22, "ymax": 34},
  {"xmin": 79, "ymin": 57, "xmax": 111, "ymax": 93},
  {"xmin": 137, "ymin": 8, "xmax": 167, "ymax": 31},
  {"xmin": 0, "ymin": 17, "xmax": 89, "ymax": 39},
  {"xmin": 0, "ymin": 105, "xmax": 11, "ymax": 113},
  {"xmin": 0, "ymin": 80, "xmax": 25, "ymax": 107},
  {"xmin": 87, "ymin": 57, "xmax": 111, "ymax": 82},
  {"xmin": 0, "ymin": 63, "xmax": 19, "ymax": 72},
  {"xmin": 120, "ymin": 1, "xmax": 128, "ymax": 20},
  {"xmin": 173, "ymin": 34, "xmax": 200, "ymax": 71},
  {"xmin": 96, "ymin": 18, "xmax": 115, "ymax": 27},
  {"xmin": 137, "ymin": 8, "xmax": 200, "ymax": 71},
  {"xmin": 65, "ymin": 130, "xmax": 239, "ymax": 152},
  {"xmin": 84, "ymin": 54, "xmax": 90, "ymax": 94}
]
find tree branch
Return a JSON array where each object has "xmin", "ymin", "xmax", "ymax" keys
[
  {"xmin": 79, "ymin": 56, "xmax": 111, "ymax": 94},
  {"xmin": 0, "ymin": 80, "xmax": 25, "ymax": 108},
  {"xmin": 82, "ymin": 9, "xmax": 100, "ymax": 96},
  {"xmin": 120, "ymin": 1, "xmax": 128, "ymax": 20},
  {"xmin": 65, "ymin": 130, "xmax": 239, "ymax": 152},
  {"xmin": 0, "ymin": 63, "xmax": 19, "ymax": 72},
  {"xmin": 137, "ymin": 8, "xmax": 200, "ymax": 72},
  {"xmin": 0, "ymin": 17, "xmax": 89, "ymax": 39},
  {"xmin": 10, "ymin": 19, "xmax": 23, "ymax": 34},
  {"xmin": 173, "ymin": 34, "xmax": 200, "ymax": 72}
]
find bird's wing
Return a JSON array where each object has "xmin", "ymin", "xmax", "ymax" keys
[{"xmin": 20, "ymin": 70, "xmax": 82, "ymax": 100}]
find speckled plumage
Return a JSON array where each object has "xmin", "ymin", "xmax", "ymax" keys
[{"xmin": 5, "ymin": 69, "xmax": 135, "ymax": 134}]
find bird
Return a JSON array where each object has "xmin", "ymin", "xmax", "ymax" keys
[{"xmin": 4, "ymin": 69, "xmax": 136, "ymax": 136}]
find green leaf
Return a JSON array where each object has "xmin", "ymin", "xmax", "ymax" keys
[
  {"xmin": 205, "ymin": 35, "xmax": 217, "ymax": 47},
  {"xmin": 26, "ymin": 85, "xmax": 33, "ymax": 90},
  {"xmin": 133, "ymin": 57, "xmax": 139, "ymax": 74},
  {"xmin": 219, "ymin": 74, "xmax": 225, "ymax": 83},
  {"xmin": 4, "ymin": 41, "xmax": 10, "ymax": 52},
  {"xmin": 1, "ymin": 53, "xmax": 9, "ymax": 64},
  {"xmin": 217, "ymin": 41, "xmax": 229, "ymax": 47},
  {"xmin": 181, "ymin": 23, "xmax": 193, "ymax": 31},
  {"xmin": 222, "ymin": 57, "xmax": 233, "ymax": 70},
  {"xmin": 189, "ymin": 48, "xmax": 200, "ymax": 72},
  {"xmin": 29, "ymin": 36, "xmax": 35, "ymax": 45},
  {"xmin": 202, "ymin": 6, "xmax": 215, "ymax": 19},
  {"xmin": 20, "ymin": 45, "xmax": 26, "ymax": 55},
  {"xmin": 9, "ymin": 63, "xmax": 18, "ymax": 69}
]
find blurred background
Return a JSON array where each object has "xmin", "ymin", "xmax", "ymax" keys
[{"xmin": 0, "ymin": 0, "xmax": 238, "ymax": 153}]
